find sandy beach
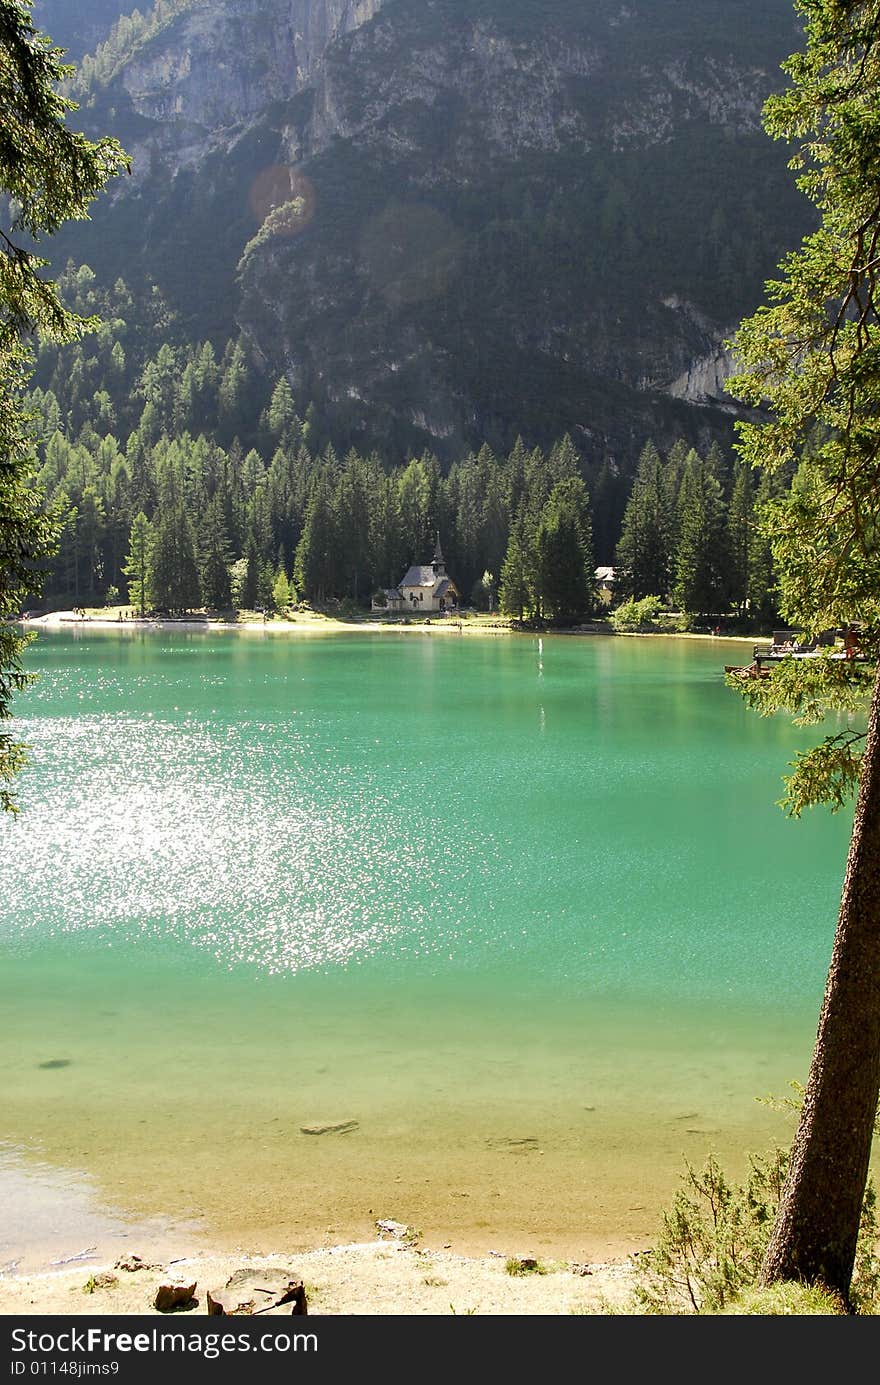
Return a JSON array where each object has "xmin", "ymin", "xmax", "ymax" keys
[
  {"xmin": 0, "ymin": 1239, "xmax": 638, "ymax": 1317},
  {"xmin": 18, "ymin": 609, "xmax": 757, "ymax": 644},
  {"xmin": 18, "ymin": 610, "xmax": 515, "ymax": 636}
]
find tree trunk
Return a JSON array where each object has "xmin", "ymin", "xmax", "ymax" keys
[{"xmin": 760, "ymin": 662, "xmax": 880, "ymax": 1304}]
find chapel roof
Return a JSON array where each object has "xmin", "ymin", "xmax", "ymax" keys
[{"xmin": 400, "ymin": 565, "xmax": 437, "ymax": 588}]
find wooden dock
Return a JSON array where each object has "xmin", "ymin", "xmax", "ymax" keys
[{"xmin": 725, "ymin": 628, "xmax": 869, "ymax": 679}]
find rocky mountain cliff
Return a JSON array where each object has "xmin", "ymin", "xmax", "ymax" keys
[
  {"xmin": 40, "ymin": 0, "xmax": 811, "ymax": 468},
  {"xmin": 36, "ymin": 0, "xmax": 128, "ymax": 61}
]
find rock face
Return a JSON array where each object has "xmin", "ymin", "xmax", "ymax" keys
[
  {"xmin": 61, "ymin": 0, "xmax": 809, "ymax": 466},
  {"xmin": 668, "ymin": 345, "xmax": 738, "ymax": 406},
  {"xmin": 116, "ymin": 1, "xmax": 382, "ymax": 170}
]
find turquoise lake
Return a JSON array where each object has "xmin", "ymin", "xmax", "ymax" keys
[{"xmin": 0, "ymin": 628, "xmax": 858, "ymax": 1266}]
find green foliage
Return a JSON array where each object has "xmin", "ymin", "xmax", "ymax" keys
[
  {"xmin": 72, "ymin": 0, "xmax": 198, "ymax": 94},
  {"xmin": 82, "ymin": 1272, "xmax": 117, "ymax": 1296},
  {"xmin": 722, "ymin": 0, "xmax": 880, "ymax": 1296},
  {"xmin": 0, "ymin": 1, "xmax": 128, "ymax": 350},
  {"xmin": 149, "ymin": 462, "xmax": 200, "ymax": 612},
  {"xmin": 228, "ymin": 556, "xmax": 248, "ymax": 610},
  {"xmin": 294, "ymin": 469, "xmax": 338, "ymax": 604},
  {"xmin": 726, "ymin": 649, "xmax": 874, "ymax": 813},
  {"xmin": 27, "ymin": 296, "xmax": 791, "ymax": 628},
  {"xmin": 632, "ymin": 1150, "xmax": 785, "ymax": 1314},
  {"xmin": 726, "ymin": 0, "xmax": 880, "ymax": 815},
  {"xmin": 614, "ymin": 441, "xmax": 676, "ymax": 601},
  {"xmin": 504, "ymin": 1257, "xmax": 550, "ymax": 1277},
  {"xmin": 272, "ymin": 567, "xmax": 291, "ymax": 613},
  {"xmin": 498, "ymin": 510, "xmax": 534, "ymax": 621},
  {"xmin": 0, "ymin": 0, "xmax": 126, "ymax": 809},
  {"xmin": 610, "ymin": 594, "xmax": 665, "ymax": 631},
  {"xmin": 761, "ymin": 1078, "xmax": 880, "ymax": 1137},
  {"xmin": 710, "ymin": 1282, "xmax": 846, "ymax": 1314},
  {"xmin": 533, "ymin": 474, "xmax": 595, "ymax": 625},
  {"xmin": 198, "ymin": 495, "xmax": 232, "ymax": 610},
  {"xmin": 853, "ymin": 1181, "xmax": 880, "ymax": 1311},
  {"xmin": 631, "ymin": 1147, "xmax": 880, "ymax": 1314},
  {"xmin": 672, "ymin": 449, "xmax": 728, "ymax": 616},
  {"xmin": 778, "ymin": 733, "xmax": 865, "ymax": 815},
  {"xmin": 731, "ymin": 648, "xmax": 873, "ymax": 728},
  {"xmin": 122, "ymin": 510, "xmax": 153, "ymax": 615},
  {"xmin": 239, "ymin": 199, "xmax": 310, "ymax": 265}
]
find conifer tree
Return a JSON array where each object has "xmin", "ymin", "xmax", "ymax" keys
[
  {"xmin": 76, "ymin": 484, "xmax": 106, "ymax": 601},
  {"xmin": 257, "ymin": 560, "xmax": 275, "ymax": 612},
  {"xmin": 451, "ymin": 456, "xmax": 483, "ymax": 594},
  {"xmin": 218, "ymin": 339, "xmax": 250, "ymax": 439},
  {"xmin": 615, "ymin": 441, "xmax": 674, "ymax": 600},
  {"xmin": 505, "ymin": 435, "xmax": 530, "ymax": 519},
  {"xmin": 294, "ymin": 471, "xmax": 337, "ymax": 603},
  {"xmin": 371, "ymin": 471, "xmax": 404, "ymax": 588},
  {"xmin": 198, "ymin": 493, "xmax": 232, "ymax": 610},
  {"xmin": 747, "ymin": 470, "xmax": 778, "ymax": 624},
  {"xmin": 545, "ymin": 433, "xmax": 581, "ymax": 486},
  {"xmin": 533, "ymin": 476, "xmax": 595, "ymax": 624},
  {"xmin": 266, "ymin": 376, "xmax": 300, "ymax": 448},
  {"xmin": 335, "ymin": 450, "xmax": 373, "ymax": 602},
  {"xmin": 726, "ymin": 0, "xmax": 880, "ymax": 1304},
  {"xmin": 238, "ymin": 533, "xmax": 260, "ymax": 610},
  {"xmin": 149, "ymin": 464, "xmax": 200, "ymax": 613},
  {"xmin": 725, "ymin": 457, "xmax": 754, "ymax": 617},
  {"xmin": 481, "ymin": 464, "xmax": 510, "ymax": 585},
  {"xmin": 397, "ymin": 456, "xmax": 435, "ymax": 562},
  {"xmin": 672, "ymin": 450, "xmax": 728, "ymax": 616},
  {"xmin": 499, "ymin": 508, "xmax": 534, "ymax": 622},
  {"xmin": 0, "ymin": 0, "xmax": 127, "ymax": 808},
  {"xmin": 122, "ymin": 510, "xmax": 153, "ymax": 616},
  {"xmin": 50, "ymin": 492, "xmax": 78, "ymax": 601}
]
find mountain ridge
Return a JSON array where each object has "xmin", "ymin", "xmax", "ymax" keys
[{"xmin": 36, "ymin": 0, "xmax": 810, "ymax": 470}]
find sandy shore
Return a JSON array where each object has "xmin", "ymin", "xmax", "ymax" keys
[
  {"xmin": 18, "ymin": 611, "xmax": 512, "ymax": 636},
  {"xmin": 0, "ymin": 1239, "xmax": 638, "ymax": 1317},
  {"xmin": 18, "ymin": 610, "xmax": 758, "ymax": 643}
]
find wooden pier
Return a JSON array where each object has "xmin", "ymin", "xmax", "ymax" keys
[{"xmin": 725, "ymin": 628, "xmax": 868, "ymax": 679}]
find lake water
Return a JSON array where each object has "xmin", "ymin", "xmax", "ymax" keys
[{"xmin": 0, "ymin": 628, "xmax": 856, "ymax": 1267}]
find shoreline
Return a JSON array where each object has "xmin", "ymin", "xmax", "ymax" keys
[
  {"xmin": 0, "ymin": 1135, "xmax": 657, "ymax": 1313},
  {"xmin": 16, "ymin": 611, "xmax": 759, "ymax": 642},
  {"xmin": 0, "ymin": 1237, "xmax": 639, "ymax": 1317}
]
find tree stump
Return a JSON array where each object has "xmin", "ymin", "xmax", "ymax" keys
[{"xmin": 206, "ymin": 1271, "xmax": 307, "ymax": 1316}]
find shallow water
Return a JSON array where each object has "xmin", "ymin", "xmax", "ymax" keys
[{"xmin": 0, "ymin": 629, "xmax": 856, "ymax": 1263}]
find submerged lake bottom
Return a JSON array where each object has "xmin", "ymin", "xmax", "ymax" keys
[{"xmin": 0, "ymin": 629, "xmax": 858, "ymax": 1267}]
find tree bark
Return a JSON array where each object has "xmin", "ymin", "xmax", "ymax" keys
[{"xmin": 760, "ymin": 662, "xmax": 880, "ymax": 1304}]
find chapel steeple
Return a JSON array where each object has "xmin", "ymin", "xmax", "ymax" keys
[{"xmin": 432, "ymin": 532, "xmax": 446, "ymax": 576}]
